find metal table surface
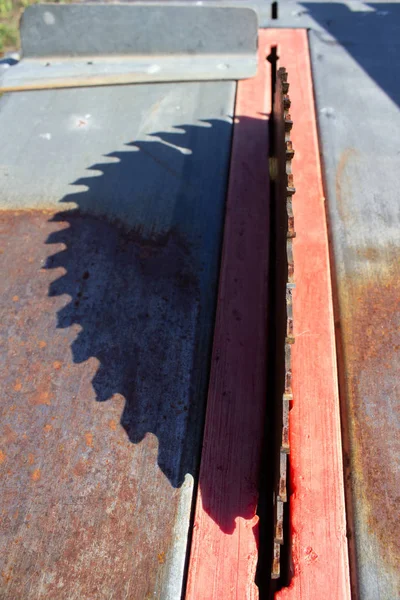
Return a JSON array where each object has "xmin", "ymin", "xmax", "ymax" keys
[
  {"xmin": 0, "ymin": 81, "xmax": 235, "ymax": 599},
  {"xmin": 309, "ymin": 11, "xmax": 400, "ymax": 599}
]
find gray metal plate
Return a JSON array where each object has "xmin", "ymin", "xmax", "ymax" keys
[
  {"xmin": 20, "ymin": 3, "xmax": 258, "ymax": 58},
  {"xmin": 0, "ymin": 81, "xmax": 235, "ymax": 599},
  {"xmin": 0, "ymin": 3, "xmax": 258, "ymax": 90}
]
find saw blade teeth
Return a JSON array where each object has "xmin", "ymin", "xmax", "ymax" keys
[
  {"xmin": 284, "ymin": 116, "xmax": 293, "ymax": 132},
  {"xmin": 272, "ymin": 542, "xmax": 281, "ymax": 579},
  {"xmin": 275, "ymin": 500, "xmax": 284, "ymax": 544},
  {"xmin": 271, "ymin": 66, "xmax": 296, "ymax": 580},
  {"xmin": 286, "ymin": 287, "xmax": 294, "ymax": 338},
  {"xmin": 288, "ymin": 212, "xmax": 296, "ymax": 239},
  {"xmin": 279, "ymin": 68, "xmax": 288, "ymax": 81},
  {"xmin": 286, "ymin": 142, "xmax": 295, "ymax": 161},
  {"xmin": 281, "ymin": 396, "xmax": 290, "ymax": 454},
  {"xmin": 285, "ymin": 343, "xmax": 293, "ymax": 392},
  {"xmin": 287, "ymin": 242, "xmax": 295, "ymax": 283},
  {"xmin": 286, "ymin": 139, "xmax": 294, "ymax": 151},
  {"xmin": 278, "ymin": 453, "xmax": 288, "ymax": 502},
  {"xmin": 287, "ymin": 186, "xmax": 296, "ymax": 196},
  {"xmin": 279, "ymin": 67, "xmax": 288, "ymax": 81}
]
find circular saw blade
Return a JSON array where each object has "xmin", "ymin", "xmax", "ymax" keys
[{"xmin": 271, "ymin": 66, "xmax": 296, "ymax": 580}]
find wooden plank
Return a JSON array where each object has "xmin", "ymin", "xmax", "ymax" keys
[
  {"xmin": 261, "ymin": 30, "xmax": 352, "ymax": 600},
  {"xmin": 185, "ymin": 44, "xmax": 271, "ymax": 600}
]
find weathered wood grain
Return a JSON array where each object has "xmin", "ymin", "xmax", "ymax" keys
[{"xmin": 186, "ymin": 43, "xmax": 271, "ymax": 600}]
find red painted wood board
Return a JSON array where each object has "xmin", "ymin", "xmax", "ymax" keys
[
  {"xmin": 186, "ymin": 29, "xmax": 351, "ymax": 600},
  {"xmin": 261, "ymin": 30, "xmax": 352, "ymax": 600},
  {"xmin": 185, "ymin": 46, "xmax": 271, "ymax": 600}
]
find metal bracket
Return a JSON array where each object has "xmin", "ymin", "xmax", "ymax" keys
[{"xmin": 0, "ymin": 2, "xmax": 258, "ymax": 92}]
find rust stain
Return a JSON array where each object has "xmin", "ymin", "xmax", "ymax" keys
[
  {"xmin": 31, "ymin": 469, "xmax": 41, "ymax": 482},
  {"xmin": 38, "ymin": 340, "xmax": 47, "ymax": 349},
  {"xmin": 355, "ymin": 247, "xmax": 380, "ymax": 262},
  {"xmin": 13, "ymin": 380, "xmax": 22, "ymax": 392},
  {"xmin": 342, "ymin": 260, "xmax": 400, "ymax": 575},
  {"xmin": 43, "ymin": 424, "xmax": 53, "ymax": 433},
  {"xmin": 1, "ymin": 570, "xmax": 12, "ymax": 583},
  {"xmin": 53, "ymin": 361, "xmax": 62, "ymax": 370},
  {"xmin": 29, "ymin": 390, "xmax": 52, "ymax": 406},
  {"xmin": 108, "ymin": 419, "xmax": 117, "ymax": 431},
  {"xmin": 2, "ymin": 425, "xmax": 17, "ymax": 445},
  {"xmin": 0, "ymin": 450, "xmax": 6, "ymax": 464},
  {"xmin": 157, "ymin": 552, "xmax": 166, "ymax": 564},
  {"xmin": 85, "ymin": 433, "xmax": 94, "ymax": 448},
  {"xmin": 28, "ymin": 454, "xmax": 35, "ymax": 465},
  {"xmin": 73, "ymin": 460, "xmax": 87, "ymax": 477},
  {"xmin": 12, "ymin": 295, "xmax": 19, "ymax": 302}
]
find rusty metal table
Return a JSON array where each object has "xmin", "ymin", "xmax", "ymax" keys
[{"xmin": 0, "ymin": 81, "xmax": 235, "ymax": 599}]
